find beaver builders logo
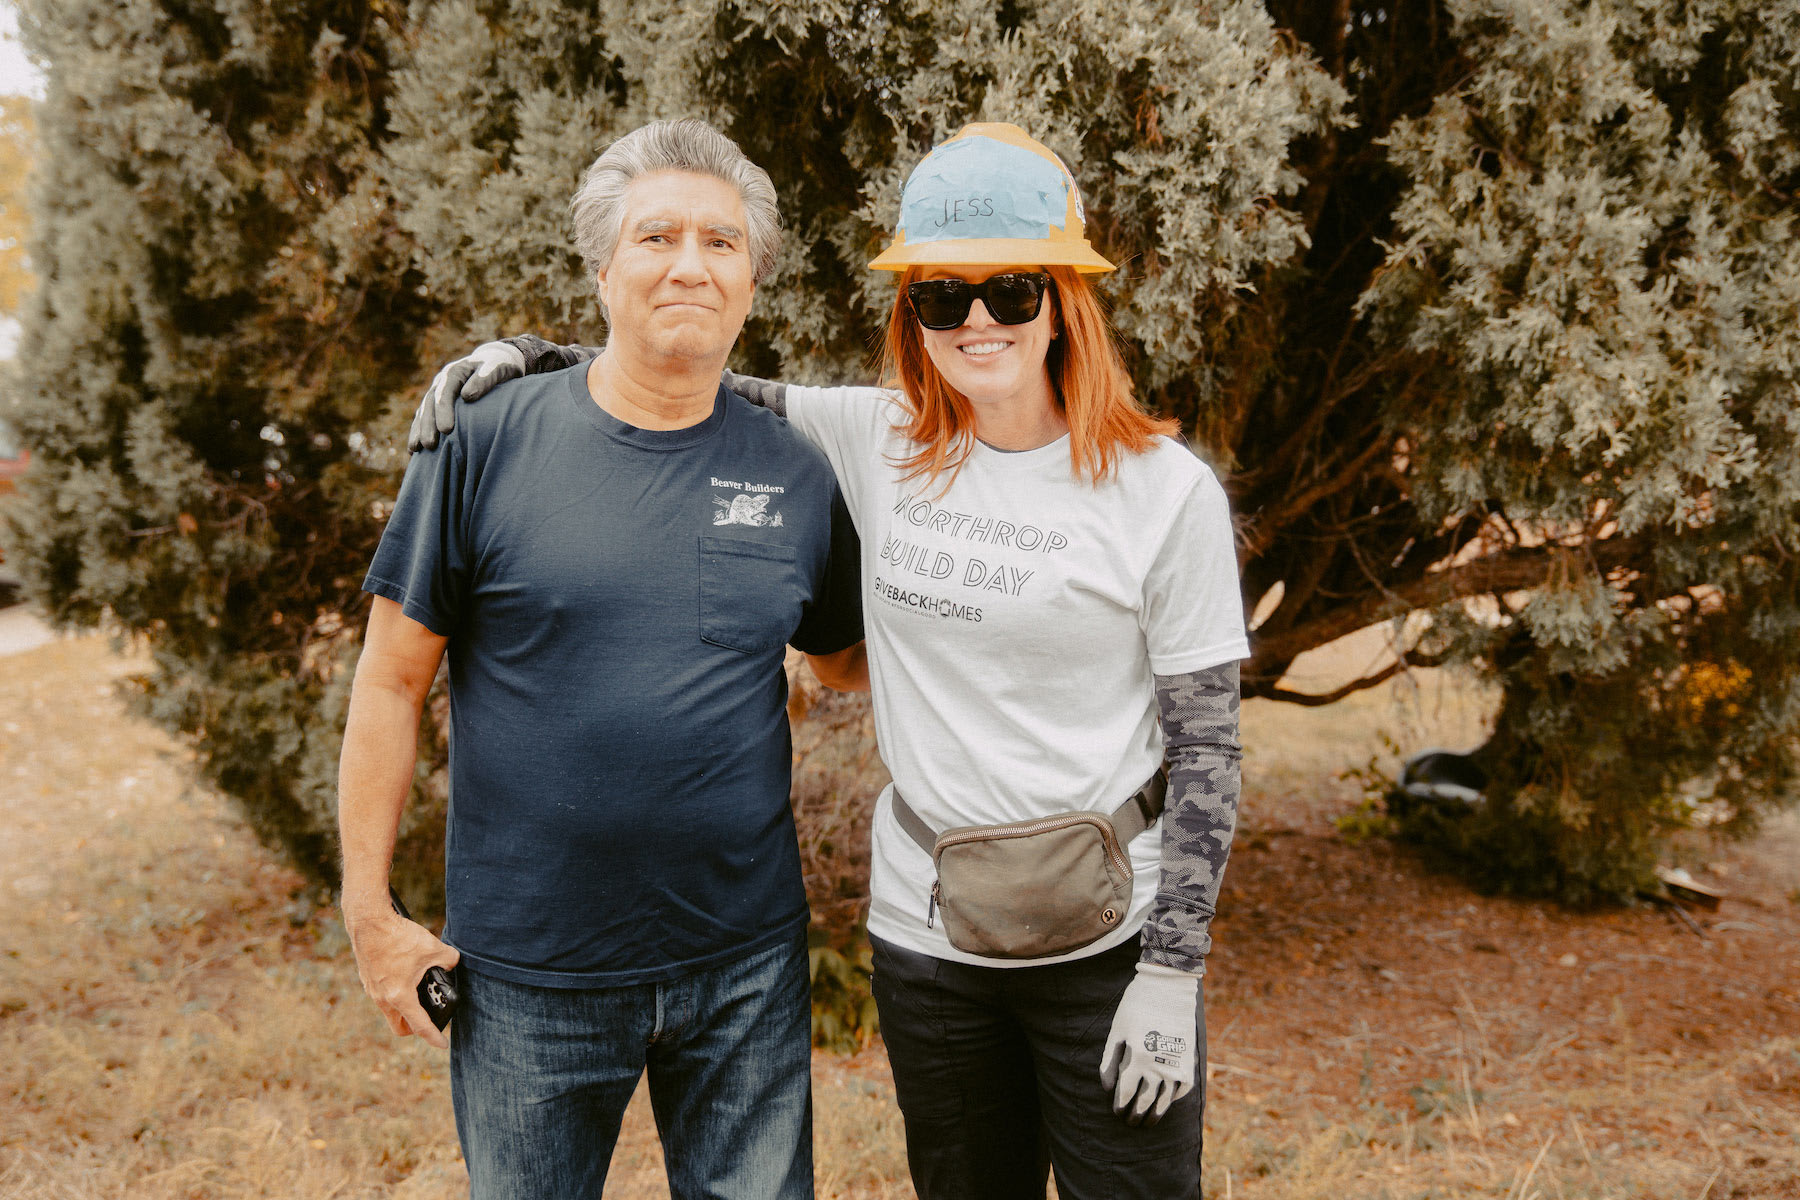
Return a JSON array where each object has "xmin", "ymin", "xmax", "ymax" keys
[{"xmin": 711, "ymin": 477, "xmax": 785, "ymax": 527}]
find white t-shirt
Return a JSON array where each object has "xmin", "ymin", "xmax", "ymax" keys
[{"xmin": 785, "ymin": 386, "xmax": 1250, "ymax": 967}]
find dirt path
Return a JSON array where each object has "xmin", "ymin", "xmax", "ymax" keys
[{"xmin": 0, "ymin": 604, "xmax": 54, "ymax": 656}]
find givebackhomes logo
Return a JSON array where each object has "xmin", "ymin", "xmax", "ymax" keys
[{"xmin": 872, "ymin": 576, "xmax": 983, "ymax": 623}]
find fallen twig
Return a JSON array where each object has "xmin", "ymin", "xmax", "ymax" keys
[
  {"xmin": 1207, "ymin": 1060, "xmax": 1283, "ymax": 1083},
  {"xmin": 1567, "ymin": 1113, "xmax": 1596, "ymax": 1174},
  {"xmin": 1640, "ymin": 888, "xmax": 1710, "ymax": 938},
  {"xmin": 1509, "ymin": 1133, "xmax": 1555, "ymax": 1200},
  {"xmin": 1664, "ymin": 896, "xmax": 1708, "ymax": 939}
]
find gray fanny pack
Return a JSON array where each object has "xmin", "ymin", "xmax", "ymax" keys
[{"xmin": 892, "ymin": 768, "xmax": 1168, "ymax": 960}]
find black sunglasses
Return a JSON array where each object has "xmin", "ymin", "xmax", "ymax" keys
[{"xmin": 906, "ymin": 272, "xmax": 1052, "ymax": 331}]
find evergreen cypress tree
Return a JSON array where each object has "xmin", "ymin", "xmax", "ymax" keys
[
  {"xmin": 1361, "ymin": 0, "xmax": 1800, "ymax": 896},
  {"xmin": 5, "ymin": 0, "xmax": 441, "ymax": 891},
  {"xmin": 385, "ymin": 0, "xmax": 1800, "ymax": 899},
  {"xmin": 8, "ymin": 0, "xmax": 1797, "ymax": 910}
]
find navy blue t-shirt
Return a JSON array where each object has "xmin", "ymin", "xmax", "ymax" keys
[{"xmin": 363, "ymin": 363, "xmax": 862, "ymax": 986}]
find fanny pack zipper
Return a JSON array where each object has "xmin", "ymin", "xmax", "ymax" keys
[
  {"xmin": 935, "ymin": 812, "xmax": 1132, "ymax": 877},
  {"xmin": 922, "ymin": 812, "xmax": 1133, "ymax": 929}
]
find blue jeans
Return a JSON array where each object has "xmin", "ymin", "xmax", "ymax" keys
[{"xmin": 450, "ymin": 930, "xmax": 813, "ymax": 1200}]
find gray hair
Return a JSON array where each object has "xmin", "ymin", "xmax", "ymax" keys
[{"xmin": 569, "ymin": 118, "xmax": 783, "ymax": 289}]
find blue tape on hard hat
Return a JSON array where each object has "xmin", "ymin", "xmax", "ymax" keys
[{"xmin": 897, "ymin": 137, "xmax": 1070, "ymax": 246}]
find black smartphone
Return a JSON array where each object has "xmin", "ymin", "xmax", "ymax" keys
[{"xmin": 388, "ymin": 886, "xmax": 459, "ymax": 1031}]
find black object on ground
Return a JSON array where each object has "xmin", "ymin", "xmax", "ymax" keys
[{"xmin": 1388, "ymin": 749, "xmax": 1487, "ymax": 822}]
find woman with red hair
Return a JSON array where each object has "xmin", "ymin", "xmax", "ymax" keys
[{"xmin": 413, "ymin": 122, "xmax": 1248, "ymax": 1200}]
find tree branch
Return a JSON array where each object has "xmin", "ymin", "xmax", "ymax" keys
[
  {"xmin": 1254, "ymin": 649, "xmax": 1452, "ymax": 707},
  {"xmin": 1248, "ymin": 535, "xmax": 1648, "ymax": 673},
  {"xmin": 1246, "ymin": 433, "xmax": 1395, "ymax": 556}
]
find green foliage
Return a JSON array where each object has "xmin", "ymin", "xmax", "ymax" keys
[
  {"xmin": 3, "ymin": 0, "xmax": 443, "ymax": 892},
  {"xmin": 807, "ymin": 927, "xmax": 877, "ymax": 1054},
  {"xmin": 5, "ymin": 0, "xmax": 1798, "ymax": 946},
  {"xmin": 382, "ymin": 0, "xmax": 1347, "ymax": 382},
  {"xmin": 1333, "ymin": 797, "xmax": 1397, "ymax": 847},
  {"xmin": 1333, "ymin": 733, "xmax": 1401, "ymax": 844},
  {"xmin": 1362, "ymin": 0, "xmax": 1800, "ymax": 899}
]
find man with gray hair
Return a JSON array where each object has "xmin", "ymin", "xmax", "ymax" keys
[{"xmin": 337, "ymin": 118, "xmax": 863, "ymax": 1199}]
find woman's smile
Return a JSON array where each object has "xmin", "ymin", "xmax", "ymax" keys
[{"xmin": 956, "ymin": 340, "xmax": 1012, "ymax": 359}]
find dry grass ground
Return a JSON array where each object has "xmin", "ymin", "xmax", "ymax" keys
[
  {"xmin": 1210, "ymin": 629, "xmax": 1800, "ymax": 1199},
  {"xmin": 0, "ymin": 636, "xmax": 906, "ymax": 1200},
  {"xmin": 1, "ymin": 628, "xmax": 1795, "ymax": 1199}
]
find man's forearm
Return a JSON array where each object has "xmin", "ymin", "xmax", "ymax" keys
[{"xmin": 338, "ymin": 677, "xmax": 431, "ymax": 918}]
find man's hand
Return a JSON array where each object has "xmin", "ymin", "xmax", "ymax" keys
[
  {"xmin": 343, "ymin": 898, "xmax": 461, "ymax": 1050},
  {"xmin": 1099, "ymin": 962, "xmax": 1200, "ymax": 1127},
  {"xmin": 408, "ymin": 341, "xmax": 528, "ymax": 452}
]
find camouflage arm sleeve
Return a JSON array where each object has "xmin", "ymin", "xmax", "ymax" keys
[
  {"xmin": 719, "ymin": 370, "xmax": 787, "ymax": 417},
  {"xmin": 501, "ymin": 333, "xmax": 601, "ymax": 373},
  {"xmin": 1139, "ymin": 661, "xmax": 1243, "ymax": 976}
]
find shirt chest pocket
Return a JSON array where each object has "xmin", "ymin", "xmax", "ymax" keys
[{"xmin": 698, "ymin": 535, "xmax": 805, "ymax": 653}]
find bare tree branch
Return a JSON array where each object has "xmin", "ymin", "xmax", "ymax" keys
[
  {"xmin": 1254, "ymin": 648, "xmax": 1452, "ymax": 706},
  {"xmin": 1248, "ymin": 535, "xmax": 1649, "ymax": 675},
  {"xmin": 1246, "ymin": 434, "xmax": 1396, "ymax": 555}
]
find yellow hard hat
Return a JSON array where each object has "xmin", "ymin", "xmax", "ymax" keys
[{"xmin": 869, "ymin": 122, "xmax": 1115, "ymax": 274}]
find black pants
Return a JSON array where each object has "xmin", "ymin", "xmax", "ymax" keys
[{"xmin": 870, "ymin": 934, "xmax": 1205, "ymax": 1200}]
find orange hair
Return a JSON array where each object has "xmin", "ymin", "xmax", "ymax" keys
[{"xmin": 878, "ymin": 265, "xmax": 1178, "ymax": 488}]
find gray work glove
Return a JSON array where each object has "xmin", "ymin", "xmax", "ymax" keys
[
  {"xmin": 407, "ymin": 341, "xmax": 528, "ymax": 453},
  {"xmin": 407, "ymin": 353, "xmax": 788, "ymax": 454},
  {"xmin": 1099, "ymin": 961, "xmax": 1200, "ymax": 1127}
]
